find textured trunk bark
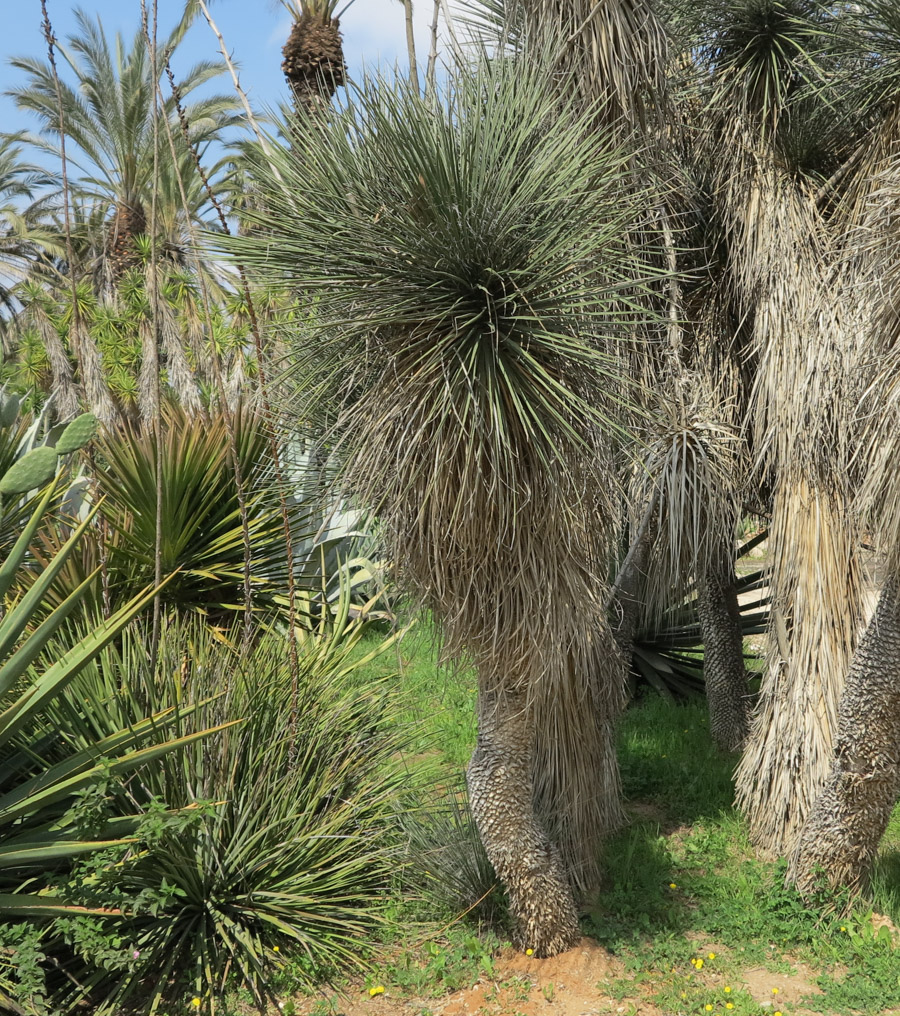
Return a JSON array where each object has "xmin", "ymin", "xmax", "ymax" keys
[
  {"xmin": 697, "ymin": 550, "xmax": 750, "ymax": 752},
  {"xmin": 467, "ymin": 684, "xmax": 579, "ymax": 957},
  {"xmin": 789, "ymin": 578, "xmax": 900, "ymax": 899}
]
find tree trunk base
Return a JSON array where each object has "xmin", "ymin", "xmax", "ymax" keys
[
  {"xmin": 467, "ymin": 687, "xmax": 580, "ymax": 957},
  {"xmin": 789, "ymin": 579, "xmax": 900, "ymax": 901},
  {"xmin": 697, "ymin": 553, "xmax": 750, "ymax": 753}
]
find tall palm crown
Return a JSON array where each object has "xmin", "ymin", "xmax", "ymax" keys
[{"xmin": 8, "ymin": 7, "xmax": 243, "ymax": 282}]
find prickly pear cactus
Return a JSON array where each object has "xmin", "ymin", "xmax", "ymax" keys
[
  {"xmin": 55, "ymin": 413, "xmax": 99, "ymax": 456},
  {"xmin": 0, "ymin": 446, "xmax": 60, "ymax": 496},
  {"xmin": 0, "ymin": 393, "xmax": 21, "ymax": 430}
]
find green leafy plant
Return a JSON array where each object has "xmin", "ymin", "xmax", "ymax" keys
[
  {"xmin": 54, "ymin": 611, "xmax": 411, "ymax": 1013},
  {"xmin": 0, "ymin": 481, "xmax": 222, "ymax": 1009},
  {"xmin": 91, "ymin": 402, "xmax": 306, "ymax": 618},
  {"xmin": 629, "ymin": 530, "xmax": 770, "ymax": 700}
]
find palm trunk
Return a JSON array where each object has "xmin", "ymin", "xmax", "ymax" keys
[
  {"xmin": 282, "ymin": 13, "xmax": 345, "ymax": 116},
  {"xmin": 467, "ymin": 682, "xmax": 580, "ymax": 957},
  {"xmin": 789, "ymin": 578, "xmax": 900, "ymax": 899},
  {"xmin": 697, "ymin": 548, "xmax": 750, "ymax": 752}
]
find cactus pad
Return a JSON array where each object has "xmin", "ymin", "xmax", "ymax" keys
[
  {"xmin": 55, "ymin": 413, "xmax": 99, "ymax": 455},
  {"xmin": 0, "ymin": 394, "xmax": 21, "ymax": 430},
  {"xmin": 0, "ymin": 446, "xmax": 59, "ymax": 496}
]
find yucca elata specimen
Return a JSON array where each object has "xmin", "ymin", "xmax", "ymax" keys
[
  {"xmin": 788, "ymin": 0, "xmax": 900, "ymax": 899},
  {"xmin": 225, "ymin": 54, "xmax": 661, "ymax": 953}
]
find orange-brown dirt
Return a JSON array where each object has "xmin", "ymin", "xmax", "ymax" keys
[{"xmin": 277, "ymin": 936, "xmax": 848, "ymax": 1016}]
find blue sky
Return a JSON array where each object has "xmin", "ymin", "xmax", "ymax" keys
[{"xmin": 2, "ymin": 1, "xmax": 438, "ymax": 143}]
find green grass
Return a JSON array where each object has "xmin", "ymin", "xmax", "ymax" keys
[{"xmin": 348, "ymin": 618, "xmax": 477, "ymax": 770}]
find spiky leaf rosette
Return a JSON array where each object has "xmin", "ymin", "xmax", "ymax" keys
[{"xmin": 228, "ymin": 60, "xmax": 657, "ymax": 685}]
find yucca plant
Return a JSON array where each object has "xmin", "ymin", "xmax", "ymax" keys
[
  {"xmin": 88, "ymin": 403, "xmax": 306, "ymax": 619},
  {"xmin": 0, "ymin": 480, "xmax": 223, "ymax": 1010},
  {"xmin": 629, "ymin": 529, "xmax": 770, "ymax": 702},
  {"xmin": 223, "ymin": 51, "xmax": 665, "ymax": 954},
  {"xmin": 49, "ymin": 612, "xmax": 409, "ymax": 1014}
]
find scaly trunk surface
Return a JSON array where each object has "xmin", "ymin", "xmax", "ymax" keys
[
  {"xmin": 108, "ymin": 199, "xmax": 147, "ymax": 280},
  {"xmin": 789, "ymin": 578, "xmax": 900, "ymax": 899},
  {"xmin": 697, "ymin": 549, "xmax": 750, "ymax": 752},
  {"xmin": 467, "ymin": 683, "xmax": 579, "ymax": 957},
  {"xmin": 282, "ymin": 13, "xmax": 345, "ymax": 116}
]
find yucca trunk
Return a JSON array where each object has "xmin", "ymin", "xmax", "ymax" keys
[
  {"xmin": 532, "ymin": 630, "xmax": 626, "ymax": 894},
  {"xmin": 735, "ymin": 481, "xmax": 861, "ymax": 857},
  {"xmin": 788, "ymin": 578, "xmax": 900, "ymax": 899},
  {"xmin": 468, "ymin": 682, "xmax": 580, "ymax": 956},
  {"xmin": 282, "ymin": 12, "xmax": 346, "ymax": 115},
  {"xmin": 697, "ymin": 547, "xmax": 749, "ymax": 752}
]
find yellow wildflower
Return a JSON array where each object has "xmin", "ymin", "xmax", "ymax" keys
[
  {"xmin": 369, "ymin": 986, "xmax": 385, "ymax": 997},
  {"xmin": 526, "ymin": 948, "xmax": 534, "ymax": 956},
  {"xmin": 726, "ymin": 1004, "xmax": 734, "ymax": 1010},
  {"xmin": 695, "ymin": 958, "xmax": 704, "ymax": 970},
  {"xmin": 705, "ymin": 1005, "xmax": 713, "ymax": 1011},
  {"xmin": 708, "ymin": 952, "xmax": 716, "ymax": 960},
  {"xmin": 273, "ymin": 946, "xmax": 280, "ymax": 952},
  {"xmin": 724, "ymin": 987, "xmax": 731, "ymax": 993},
  {"xmin": 772, "ymin": 988, "xmax": 779, "ymax": 994},
  {"xmin": 774, "ymin": 1011, "xmax": 783, "ymax": 1016},
  {"xmin": 190, "ymin": 1000, "xmax": 201, "ymax": 1010},
  {"xmin": 669, "ymin": 883, "xmax": 678, "ymax": 889}
]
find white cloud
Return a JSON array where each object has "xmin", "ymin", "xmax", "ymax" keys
[{"xmin": 340, "ymin": 0, "xmax": 441, "ymax": 77}]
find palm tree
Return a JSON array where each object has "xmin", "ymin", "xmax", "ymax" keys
[
  {"xmin": 280, "ymin": 1, "xmax": 349, "ymax": 114},
  {"xmin": 224, "ymin": 57, "xmax": 662, "ymax": 954},
  {"xmin": 8, "ymin": 6, "xmax": 242, "ymax": 286},
  {"xmin": 0, "ymin": 134, "xmax": 60, "ymax": 314}
]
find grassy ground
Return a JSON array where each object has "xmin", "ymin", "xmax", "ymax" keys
[{"xmin": 262, "ymin": 620, "xmax": 900, "ymax": 1016}]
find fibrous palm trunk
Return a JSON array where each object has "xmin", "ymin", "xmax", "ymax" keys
[
  {"xmin": 468, "ymin": 682, "xmax": 580, "ymax": 956},
  {"xmin": 282, "ymin": 12, "xmax": 345, "ymax": 116},
  {"xmin": 108, "ymin": 199, "xmax": 147, "ymax": 280},
  {"xmin": 697, "ymin": 547, "xmax": 750, "ymax": 752},
  {"xmin": 789, "ymin": 578, "xmax": 900, "ymax": 899}
]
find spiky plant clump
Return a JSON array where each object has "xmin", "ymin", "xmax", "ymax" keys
[
  {"xmin": 225, "ymin": 55, "xmax": 663, "ymax": 952},
  {"xmin": 47, "ymin": 614, "xmax": 411, "ymax": 1013}
]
